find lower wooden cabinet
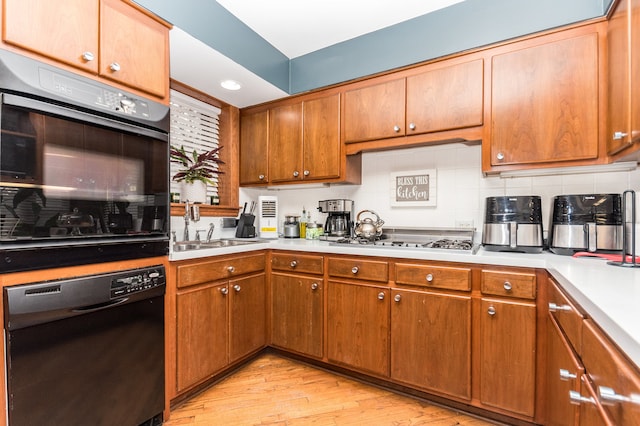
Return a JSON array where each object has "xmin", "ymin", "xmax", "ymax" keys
[
  {"xmin": 390, "ymin": 288, "xmax": 471, "ymax": 400},
  {"xmin": 271, "ymin": 272, "xmax": 323, "ymax": 358},
  {"xmin": 327, "ymin": 281, "xmax": 390, "ymax": 377},
  {"xmin": 479, "ymin": 297, "xmax": 537, "ymax": 417},
  {"xmin": 230, "ymin": 273, "xmax": 267, "ymax": 362}
]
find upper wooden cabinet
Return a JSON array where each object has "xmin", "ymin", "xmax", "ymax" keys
[
  {"xmin": 608, "ymin": 0, "xmax": 640, "ymax": 158},
  {"xmin": 486, "ymin": 26, "xmax": 602, "ymax": 171},
  {"xmin": 343, "ymin": 59, "xmax": 483, "ymax": 144},
  {"xmin": 269, "ymin": 102, "xmax": 302, "ymax": 183},
  {"xmin": 239, "ymin": 109, "xmax": 269, "ymax": 185},
  {"xmin": 2, "ymin": 0, "xmax": 169, "ymax": 101}
]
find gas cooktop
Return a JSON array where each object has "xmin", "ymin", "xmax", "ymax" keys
[{"xmin": 330, "ymin": 227, "xmax": 479, "ymax": 254}]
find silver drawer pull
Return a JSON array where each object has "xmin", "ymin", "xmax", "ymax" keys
[
  {"xmin": 569, "ymin": 390, "xmax": 595, "ymax": 405},
  {"xmin": 559, "ymin": 369, "xmax": 577, "ymax": 381},
  {"xmin": 220, "ymin": 287, "xmax": 228, "ymax": 295},
  {"xmin": 311, "ymin": 283, "xmax": 319, "ymax": 291},
  {"xmin": 549, "ymin": 302, "xmax": 572, "ymax": 313},
  {"xmin": 377, "ymin": 292, "xmax": 385, "ymax": 300},
  {"xmin": 290, "ymin": 260, "xmax": 298, "ymax": 268},
  {"xmin": 227, "ymin": 266, "xmax": 235, "ymax": 273},
  {"xmin": 425, "ymin": 273, "xmax": 434, "ymax": 282},
  {"xmin": 233, "ymin": 284, "xmax": 241, "ymax": 292},
  {"xmin": 599, "ymin": 386, "xmax": 640, "ymax": 405},
  {"xmin": 487, "ymin": 306, "xmax": 496, "ymax": 316},
  {"xmin": 351, "ymin": 266, "xmax": 359, "ymax": 274},
  {"xmin": 503, "ymin": 281, "xmax": 512, "ymax": 291},
  {"xmin": 394, "ymin": 294, "xmax": 402, "ymax": 302}
]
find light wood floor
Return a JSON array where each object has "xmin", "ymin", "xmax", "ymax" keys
[{"xmin": 164, "ymin": 353, "xmax": 498, "ymax": 425}]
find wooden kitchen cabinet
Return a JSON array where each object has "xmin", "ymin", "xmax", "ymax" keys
[
  {"xmin": 391, "ymin": 287, "xmax": 471, "ymax": 400},
  {"xmin": 343, "ymin": 58, "xmax": 483, "ymax": 144},
  {"xmin": 607, "ymin": 0, "xmax": 640, "ymax": 158},
  {"xmin": 269, "ymin": 102, "xmax": 302, "ymax": 182},
  {"xmin": 2, "ymin": 0, "xmax": 169, "ymax": 101},
  {"xmin": 485, "ymin": 25, "xmax": 601, "ymax": 171},
  {"xmin": 239, "ymin": 109, "xmax": 269, "ymax": 185},
  {"xmin": 229, "ymin": 273, "xmax": 267, "ymax": 362}
]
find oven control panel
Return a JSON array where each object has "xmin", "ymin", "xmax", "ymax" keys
[{"xmin": 110, "ymin": 266, "xmax": 165, "ymax": 298}]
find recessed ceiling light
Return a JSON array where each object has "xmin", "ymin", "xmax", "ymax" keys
[{"xmin": 220, "ymin": 79, "xmax": 242, "ymax": 91}]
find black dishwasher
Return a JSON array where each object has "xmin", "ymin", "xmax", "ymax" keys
[{"xmin": 4, "ymin": 266, "xmax": 165, "ymax": 426}]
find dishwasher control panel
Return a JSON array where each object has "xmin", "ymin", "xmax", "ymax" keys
[{"xmin": 110, "ymin": 266, "xmax": 165, "ymax": 298}]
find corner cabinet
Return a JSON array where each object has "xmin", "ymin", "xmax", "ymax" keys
[
  {"xmin": 484, "ymin": 23, "xmax": 604, "ymax": 172},
  {"xmin": 2, "ymin": 0, "xmax": 170, "ymax": 101},
  {"xmin": 343, "ymin": 58, "xmax": 483, "ymax": 143}
]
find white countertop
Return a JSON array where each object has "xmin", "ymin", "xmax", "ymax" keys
[{"xmin": 170, "ymin": 238, "xmax": 640, "ymax": 369}]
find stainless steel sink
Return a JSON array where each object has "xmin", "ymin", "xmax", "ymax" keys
[{"xmin": 173, "ymin": 239, "xmax": 263, "ymax": 252}]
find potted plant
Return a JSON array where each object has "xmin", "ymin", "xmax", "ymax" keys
[{"xmin": 170, "ymin": 145, "xmax": 224, "ymax": 203}]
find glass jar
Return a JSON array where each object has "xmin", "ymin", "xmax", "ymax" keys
[{"xmin": 305, "ymin": 222, "xmax": 320, "ymax": 240}]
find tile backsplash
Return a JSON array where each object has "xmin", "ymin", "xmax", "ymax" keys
[{"xmin": 240, "ymin": 143, "xmax": 640, "ymax": 243}]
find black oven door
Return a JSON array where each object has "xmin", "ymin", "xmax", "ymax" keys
[{"xmin": 0, "ymin": 93, "xmax": 169, "ymax": 272}]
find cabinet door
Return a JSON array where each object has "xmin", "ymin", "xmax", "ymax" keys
[
  {"xmin": 490, "ymin": 33, "xmax": 599, "ymax": 166},
  {"xmin": 100, "ymin": 0, "xmax": 168, "ymax": 98},
  {"xmin": 327, "ymin": 281, "xmax": 389, "ymax": 377},
  {"xmin": 240, "ymin": 110, "xmax": 269, "ymax": 185},
  {"xmin": 3, "ymin": 0, "xmax": 99, "ymax": 73},
  {"xmin": 546, "ymin": 316, "xmax": 583, "ymax": 426},
  {"xmin": 176, "ymin": 283, "xmax": 228, "ymax": 392},
  {"xmin": 271, "ymin": 273, "xmax": 323, "ymax": 358},
  {"xmin": 391, "ymin": 289, "xmax": 471, "ymax": 400},
  {"xmin": 302, "ymin": 94, "xmax": 341, "ymax": 180},
  {"xmin": 480, "ymin": 298, "xmax": 536, "ymax": 417},
  {"xmin": 343, "ymin": 79, "xmax": 406, "ymax": 143},
  {"xmin": 269, "ymin": 103, "xmax": 302, "ymax": 182},
  {"xmin": 578, "ymin": 377, "xmax": 615, "ymax": 426},
  {"xmin": 406, "ymin": 59, "xmax": 483, "ymax": 134},
  {"xmin": 229, "ymin": 273, "xmax": 266, "ymax": 362}
]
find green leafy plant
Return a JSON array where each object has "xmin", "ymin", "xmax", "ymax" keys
[{"xmin": 170, "ymin": 145, "xmax": 224, "ymax": 185}]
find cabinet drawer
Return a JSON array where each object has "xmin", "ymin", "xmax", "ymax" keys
[
  {"xmin": 548, "ymin": 278, "xmax": 584, "ymax": 354},
  {"xmin": 481, "ymin": 269, "xmax": 536, "ymax": 299},
  {"xmin": 395, "ymin": 263, "xmax": 470, "ymax": 291},
  {"xmin": 582, "ymin": 320, "xmax": 640, "ymax": 426},
  {"xmin": 328, "ymin": 257, "xmax": 389, "ymax": 282},
  {"xmin": 177, "ymin": 253, "xmax": 266, "ymax": 288},
  {"xmin": 271, "ymin": 253, "xmax": 323, "ymax": 275}
]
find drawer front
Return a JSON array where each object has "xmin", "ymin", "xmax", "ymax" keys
[
  {"xmin": 548, "ymin": 277, "xmax": 584, "ymax": 354},
  {"xmin": 328, "ymin": 257, "xmax": 389, "ymax": 282},
  {"xmin": 582, "ymin": 320, "xmax": 640, "ymax": 426},
  {"xmin": 271, "ymin": 253, "xmax": 323, "ymax": 275},
  {"xmin": 395, "ymin": 263, "xmax": 471, "ymax": 291},
  {"xmin": 481, "ymin": 269, "xmax": 536, "ymax": 299},
  {"xmin": 177, "ymin": 253, "xmax": 266, "ymax": 288}
]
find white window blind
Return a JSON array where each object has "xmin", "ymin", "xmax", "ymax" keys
[{"xmin": 169, "ymin": 89, "xmax": 222, "ymax": 202}]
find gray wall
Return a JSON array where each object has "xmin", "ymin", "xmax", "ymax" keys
[{"xmin": 134, "ymin": 0, "xmax": 613, "ymax": 94}]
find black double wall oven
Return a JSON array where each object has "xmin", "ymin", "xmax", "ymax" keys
[{"xmin": 0, "ymin": 50, "xmax": 169, "ymax": 425}]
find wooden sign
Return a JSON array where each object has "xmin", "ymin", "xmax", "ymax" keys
[{"xmin": 390, "ymin": 169, "xmax": 437, "ymax": 207}]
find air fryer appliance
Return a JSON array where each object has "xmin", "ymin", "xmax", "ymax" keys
[
  {"xmin": 318, "ymin": 199, "xmax": 354, "ymax": 240},
  {"xmin": 258, "ymin": 195, "xmax": 278, "ymax": 239},
  {"xmin": 549, "ymin": 194, "xmax": 623, "ymax": 255},
  {"xmin": 482, "ymin": 196, "xmax": 544, "ymax": 253}
]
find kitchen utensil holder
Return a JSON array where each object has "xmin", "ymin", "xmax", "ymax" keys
[
  {"xmin": 608, "ymin": 189, "xmax": 640, "ymax": 268},
  {"xmin": 235, "ymin": 213, "xmax": 256, "ymax": 238}
]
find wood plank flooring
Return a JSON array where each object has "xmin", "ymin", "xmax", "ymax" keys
[{"xmin": 164, "ymin": 353, "xmax": 498, "ymax": 425}]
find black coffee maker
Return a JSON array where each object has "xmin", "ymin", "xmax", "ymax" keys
[{"xmin": 318, "ymin": 199, "xmax": 354, "ymax": 240}]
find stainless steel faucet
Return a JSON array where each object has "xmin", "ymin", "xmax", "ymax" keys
[
  {"xmin": 183, "ymin": 200, "xmax": 190, "ymax": 241},
  {"xmin": 206, "ymin": 223, "xmax": 215, "ymax": 242}
]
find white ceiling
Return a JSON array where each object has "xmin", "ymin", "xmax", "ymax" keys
[
  {"xmin": 216, "ymin": 0, "xmax": 465, "ymax": 58},
  {"xmin": 170, "ymin": 0, "xmax": 465, "ymax": 108}
]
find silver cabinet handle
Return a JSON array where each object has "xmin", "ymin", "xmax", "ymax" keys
[
  {"xmin": 233, "ymin": 284, "xmax": 241, "ymax": 292},
  {"xmin": 303, "ymin": 170, "xmax": 310, "ymax": 176},
  {"xmin": 549, "ymin": 302, "xmax": 572, "ymax": 313},
  {"xmin": 496, "ymin": 152, "xmax": 505, "ymax": 160},
  {"xmin": 569, "ymin": 390, "xmax": 595, "ymax": 405},
  {"xmin": 293, "ymin": 170, "xmax": 300, "ymax": 177},
  {"xmin": 425, "ymin": 273, "xmax": 434, "ymax": 282},
  {"xmin": 613, "ymin": 131, "xmax": 629, "ymax": 140},
  {"xmin": 109, "ymin": 62, "xmax": 121, "ymax": 72},
  {"xmin": 311, "ymin": 282, "xmax": 319, "ymax": 291},
  {"xmin": 290, "ymin": 260, "xmax": 298, "ymax": 268},
  {"xmin": 393, "ymin": 125, "xmax": 401, "ymax": 132},
  {"xmin": 351, "ymin": 266, "xmax": 359, "ymax": 274},
  {"xmin": 599, "ymin": 386, "xmax": 640, "ymax": 405},
  {"xmin": 559, "ymin": 369, "xmax": 577, "ymax": 381},
  {"xmin": 82, "ymin": 51, "xmax": 95, "ymax": 62},
  {"xmin": 220, "ymin": 287, "xmax": 228, "ymax": 295},
  {"xmin": 408, "ymin": 122, "xmax": 416, "ymax": 131},
  {"xmin": 377, "ymin": 292, "xmax": 385, "ymax": 300},
  {"xmin": 487, "ymin": 306, "xmax": 496, "ymax": 316},
  {"xmin": 503, "ymin": 281, "xmax": 513, "ymax": 292},
  {"xmin": 227, "ymin": 266, "xmax": 235, "ymax": 273},
  {"xmin": 394, "ymin": 294, "xmax": 402, "ymax": 302},
  {"xmin": 258, "ymin": 174, "xmax": 265, "ymax": 180}
]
